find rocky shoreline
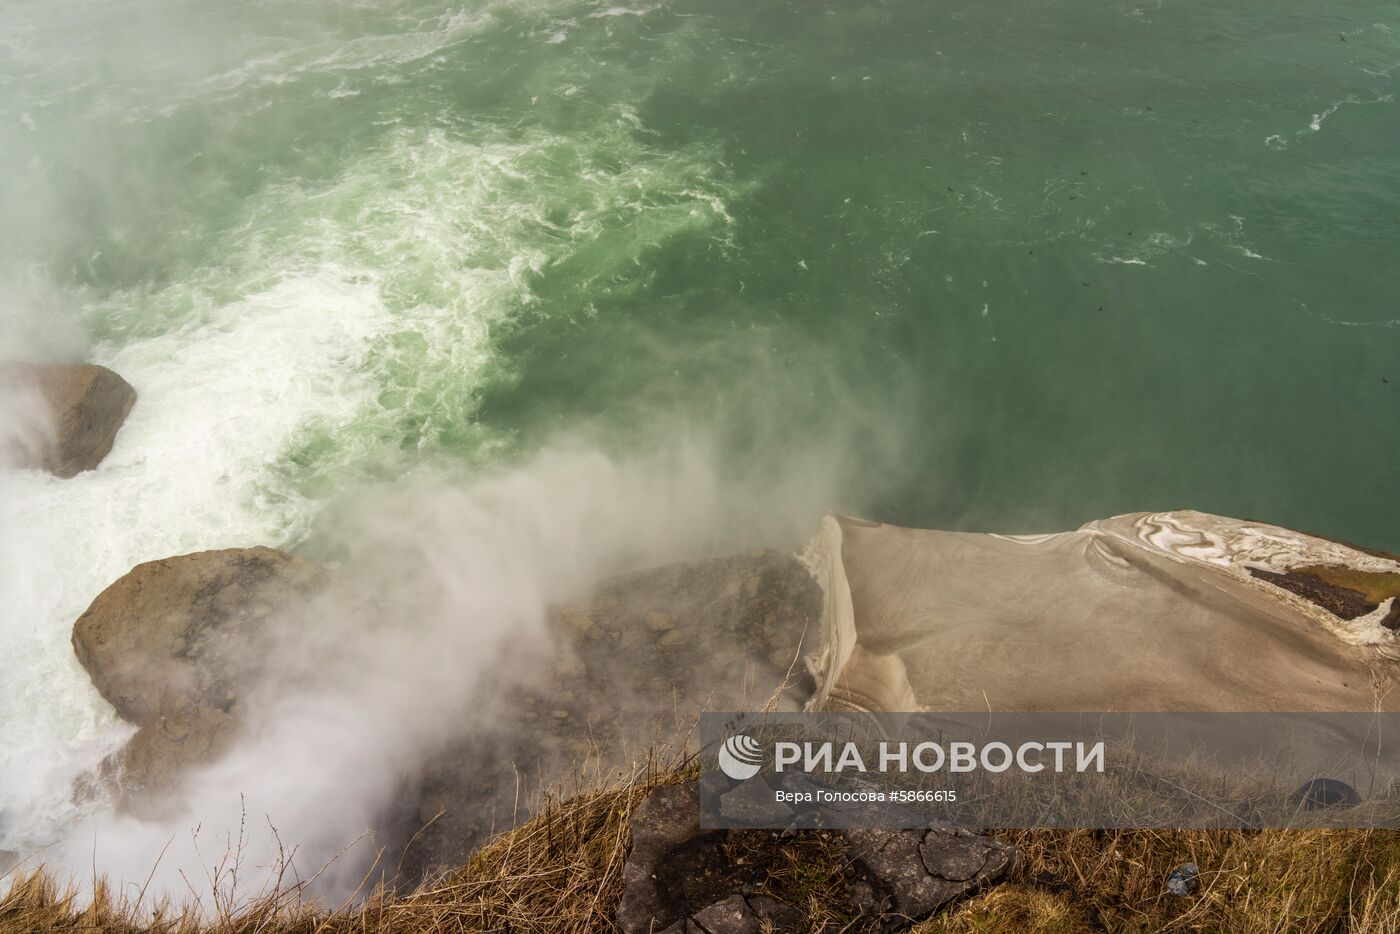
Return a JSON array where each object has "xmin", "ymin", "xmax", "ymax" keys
[
  {"xmin": 66, "ymin": 540, "xmax": 824, "ymax": 881},
  {"xmin": 8, "ymin": 357, "xmax": 1400, "ymax": 928},
  {"xmin": 48, "ymin": 506, "xmax": 1400, "ymax": 928}
]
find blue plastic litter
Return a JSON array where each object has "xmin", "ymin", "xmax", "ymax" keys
[{"xmin": 1166, "ymin": 862, "xmax": 1199, "ymax": 896}]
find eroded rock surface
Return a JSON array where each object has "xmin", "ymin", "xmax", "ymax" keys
[{"xmin": 0, "ymin": 361, "xmax": 136, "ymax": 477}]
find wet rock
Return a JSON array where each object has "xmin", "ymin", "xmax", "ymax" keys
[
  {"xmin": 100, "ymin": 707, "xmax": 238, "ymax": 818},
  {"xmin": 0, "ymin": 361, "xmax": 136, "ymax": 477},
  {"xmin": 72, "ymin": 547, "xmax": 327, "ymax": 725},
  {"xmin": 69, "ymin": 548, "xmax": 325, "ymax": 816}
]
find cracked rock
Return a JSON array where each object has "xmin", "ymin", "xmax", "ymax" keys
[
  {"xmin": 619, "ymin": 783, "xmax": 1018, "ymax": 933},
  {"xmin": 843, "ymin": 828, "xmax": 1018, "ymax": 922}
]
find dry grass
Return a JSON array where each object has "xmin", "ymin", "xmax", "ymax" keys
[
  {"xmin": 920, "ymin": 828, "xmax": 1400, "ymax": 934},
  {"xmin": 5, "ymin": 765, "xmax": 1400, "ymax": 934},
  {"xmin": 0, "ymin": 757, "xmax": 689, "ymax": 934}
]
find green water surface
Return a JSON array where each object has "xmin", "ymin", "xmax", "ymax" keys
[{"xmin": 3, "ymin": 0, "xmax": 1398, "ymax": 547}]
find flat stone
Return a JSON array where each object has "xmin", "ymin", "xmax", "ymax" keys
[
  {"xmin": 919, "ymin": 831, "xmax": 1003, "ymax": 882},
  {"xmin": 658, "ymin": 922, "xmax": 703, "ymax": 934},
  {"xmin": 619, "ymin": 784, "xmax": 1017, "ymax": 934},
  {"xmin": 691, "ymin": 894, "xmax": 759, "ymax": 934},
  {"xmin": 843, "ymin": 828, "xmax": 1017, "ymax": 921},
  {"xmin": 618, "ymin": 783, "xmax": 709, "ymax": 934},
  {"xmin": 718, "ymin": 779, "xmax": 793, "ymax": 826}
]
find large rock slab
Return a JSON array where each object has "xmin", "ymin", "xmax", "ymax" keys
[
  {"xmin": 0, "ymin": 361, "xmax": 136, "ymax": 477},
  {"xmin": 72, "ymin": 547, "xmax": 327, "ymax": 725},
  {"xmin": 618, "ymin": 783, "xmax": 713, "ymax": 932},
  {"xmin": 802, "ymin": 510, "xmax": 1400, "ymax": 714}
]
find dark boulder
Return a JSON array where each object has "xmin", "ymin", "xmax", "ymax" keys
[
  {"xmin": 70, "ymin": 547, "xmax": 325, "ymax": 816},
  {"xmin": 1291, "ymin": 778, "xmax": 1361, "ymax": 810},
  {"xmin": 71, "ymin": 547, "xmax": 327, "ymax": 726},
  {"xmin": 1, "ymin": 361, "xmax": 136, "ymax": 477},
  {"xmin": 618, "ymin": 783, "xmax": 714, "ymax": 933}
]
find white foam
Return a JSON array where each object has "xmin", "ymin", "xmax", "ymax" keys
[
  {"xmin": 1, "ymin": 95, "xmax": 740, "ymax": 862},
  {"xmin": 0, "ymin": 270, "xmax": 394, "ymax": 850},
  {"xmin": 1309, "ymin": 101, "xmax": 1342, "ymax": 132},
  {"xmin": 591, "ymin": 6, "xmax": 650, "ymax": 17}
]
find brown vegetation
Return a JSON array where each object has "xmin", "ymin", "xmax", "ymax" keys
[{"xmin": 5, "ymin": 763, "xmax": 1399, "ymax": 934}]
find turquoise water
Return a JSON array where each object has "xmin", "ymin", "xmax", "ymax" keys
[
  {"xmin": 4, "ymin": 0, "xmax": 1398, "ymax": 544},
  {"xmin": 1, "ymin": 0, "xmax": 1399, "ymax": 862}
]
